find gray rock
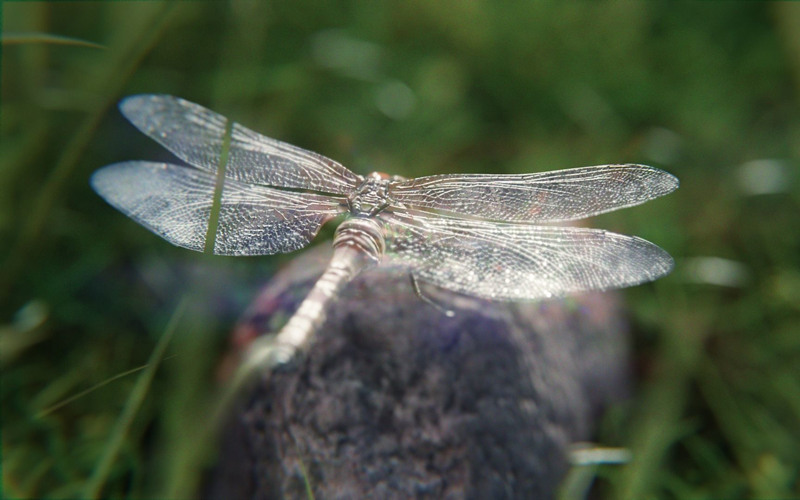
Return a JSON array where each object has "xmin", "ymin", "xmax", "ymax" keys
[{"xmin": 206, "ymin": 246, "xmax": 630, "ymax": 499}]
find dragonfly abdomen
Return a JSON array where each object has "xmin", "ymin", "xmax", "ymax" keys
[{"xmin": 259, "ymin": 217, "xmax": 386, "ymax": 366}]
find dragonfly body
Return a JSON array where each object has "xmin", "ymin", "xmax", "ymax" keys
[
  {"xmin": 267, "ymin": 217, "xmax": 384, "ymax": 365},
  {"xmin": 92, "ymin": 95, "xmax": 678, "ymax": 369}
]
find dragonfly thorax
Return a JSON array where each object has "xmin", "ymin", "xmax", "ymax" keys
[{"xmin": 347, "ymin": 172, "xmax": 397, "ymax": 217}]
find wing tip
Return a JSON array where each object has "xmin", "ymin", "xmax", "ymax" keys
[
  {"xmin": 90, "ymin": 162, "xmax": 132, "ymax": 195},
  {"xmin": 652, "ymin": 250, "xmax": 676, "ymax": 279},
  {"xmin": 119, "ymin": 94, "xmax": 183, "ymax": 122},
  {"xmin": 119, "ymin": 94, "xmax": 153, "ymax": 115},
  {"xmin": 622, "ymin": 163, "xmax": 680, "ymax": 195},
  {"xmin": 89, "ymin": 167, "xmax": 107, "ymax": 195},
  {"xmin": 629, "ymin": 234, "xmax": 676, "ymax": 281}
]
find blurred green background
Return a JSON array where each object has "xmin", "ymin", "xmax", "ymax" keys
[{"xmin": 2, "ymin": 1, "xmax": 799, "ymax": 498}]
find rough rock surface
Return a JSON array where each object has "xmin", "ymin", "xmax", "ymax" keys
[{"xmin": 206, "ymin": 246, "xmax": 630, "ymax": 499}]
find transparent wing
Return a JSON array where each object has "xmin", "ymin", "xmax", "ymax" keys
[
  {"xmin": 91, "ymin": 161, "xmax": 346, "ymax": 256},
  {"xmin": 119, "ymin": 94, "xmax": 363, "ymax": 195},
  {"xmin": 380, "ymin": 210, "xmax": 674, "ymax": 301},
  {"xmin": 389, "ymin": 164, "xmax": 678, "ymax": 222}
]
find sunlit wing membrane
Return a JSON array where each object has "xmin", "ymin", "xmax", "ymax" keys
[
  {"xmin": 380, "ymin": 210, "xmax": 674, "ymax": 301},
  {"xmin": 389, "ymin": 164, "xmax": 678, "ymax": 223},
  {"xmin": 91, "ymin": 162, "xmax": 346, "ymax": 256},
  {"xmin": 119, "ymin": 95, "xmax": 363, "ymax": 195}
]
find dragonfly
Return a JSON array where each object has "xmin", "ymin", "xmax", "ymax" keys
[{"xmin": 92, "ymin": 95, "xmax": 678, "ymax": 370}]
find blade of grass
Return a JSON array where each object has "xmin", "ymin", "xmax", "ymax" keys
[
  {"xmin": 295, "ymin": 447, "xmax": 316, "ymax": 500},
  {"xmin": 204, "ymin": 118, "xmax": 233, "ymax": 255},
  {"xmin": 698, "ymin": 361, "xmax": 796, "ymax": 497},
  {"xmin": 35, "ymin": 359, "xmax": 177, "ymax": 418},
  {"xmin": 158, "ymin": 303, "xmax": 219, "ymax": 498},
  {"xmin": 2, "ymin": 32, "xmax": 105, "ymax": 49},
  {"xmin": 612, "ymin": 289, "xmax": 712, "ymax": 499},
  {"xmin": 0, "ymin": 2, "xmax": 179, "ymax": 300},
  {"xmin": 558, "ymin": 464, "xmax": 599, "ymax": 500},
  {"xmin": 82, "ymin": 298, "xmax": 188, "ymax": 499}
]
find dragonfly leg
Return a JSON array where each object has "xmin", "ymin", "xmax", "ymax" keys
[{"xmin": 409, "ymin": 273, "xmax": 455, "ymax": 317}]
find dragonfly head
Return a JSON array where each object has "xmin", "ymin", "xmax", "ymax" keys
[{"xmin": 347, "ymin": 171, "xmax": 401, "ymax": 217}]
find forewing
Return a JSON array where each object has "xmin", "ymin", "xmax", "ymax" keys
[
  {"xmin": 389, "ymin": 164, "xmax": 678, "ymax": 222},
  {"xmin": 119, "ymin": 95, "xmax": 362, "ymax": 195},
  {"xmin": 91, "ymin": 161, "xmax": 345, "ymax": 256},
  {"xmin": 380, "ymin": 211, "xmax": 674, "ymax": 301}
]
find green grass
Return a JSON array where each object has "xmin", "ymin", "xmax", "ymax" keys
[
  {"xmin": 82, "ymin": 298, "xmax": 187, "ymax": 499},
  {"xmin": 3, "ymin": 1, "xmax": 799, "ymax": 498}
]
